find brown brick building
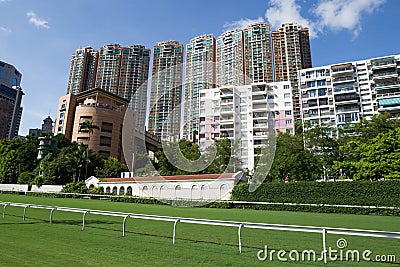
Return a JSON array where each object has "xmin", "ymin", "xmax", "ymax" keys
[{"xmin": 54, "ymin": 88, "xmax": 128, "ymax": 160}]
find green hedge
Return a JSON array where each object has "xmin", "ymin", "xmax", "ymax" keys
[
  {"xmin": 231, "ymin": 180, "xmax": 400, "ymax": 207},
  {"xmin": 0, "ymin": 190, "xmax": 25, "ymax": 195},
  {"xmin": 26, "ymin": 192, "xmax": 82, "ymax": 198},
  {"xmin": 110, "ymin": 196, "xmax": 232, "ymax": 208}
]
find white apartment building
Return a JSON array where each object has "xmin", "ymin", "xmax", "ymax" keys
[
  {"xmin": 198, "ymin": 81, "xmax": 294, "ymax": 170},
  {"xmin": 300, "ymin": 54, "xmax": 400, "ymax": 137}
]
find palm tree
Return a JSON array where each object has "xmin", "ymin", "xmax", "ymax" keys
[
  {"xmin": 79, "ymin": 121, "xmax": 99, "ymax": 179},
  {"xmin": 80, "ymin": 120, "xmax": 99, "ymax": 147}
]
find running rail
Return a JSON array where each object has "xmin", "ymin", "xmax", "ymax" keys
[{"xmin": 1, "ymin": 201, "xmax": 400, "ymax": 262}]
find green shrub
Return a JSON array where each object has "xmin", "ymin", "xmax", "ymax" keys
[
  {"xmin": 61, "ymin": 181, "xmax": 88, "ymax": 194},
  {"xmin": 231, "ymin": 180, "xmax": 400, "ymax": 207}
]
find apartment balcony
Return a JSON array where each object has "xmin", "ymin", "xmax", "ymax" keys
[
  {"xmin": 377, "ymin": 97, "xmax": 400, "ymax": 112},
  {"xmin": 253, "ymin": 123, "xmax": 269, "ymax": 130},
  {"xmin": 374, "ymin": 81, "xmax": 400, "ymax": 91},
  {"xmin": 335, "ymin": 99, "xmax": 359, "ymax": 106},
  {"xmin": 253, "ymin": 112, "xmax": 268, "ymax": 119},
  {"xmin": 220, "ymin": 90, "xmax": 233, "ymax": 98},
  {"xmin": 220, "ymin": 99, "xmax": 233, "ymax": 105},
  {"xmin": 220, "ymin": 108, "xmax": 234, "ymax": 114},
  {"xmin": 335, "ymin": 106, "xmax": 360, "ymax": 113},
  {"xmin": 332, "ymin": 76, "xmax": 356, "ymax": 84},
  {"xmin": 220, "ymin": 118, "xmax": 234, "ymax": 124},
  {"xmin": 371, "ymin": 58, "xmax": 397, "ymax": 70},
  {"xmin": 333, "ymin": 86, "xmax": 357, "ymax": 94},
  {"xmin": 376, "ymin": 91, "xmax": 400, "ymax": 100},
  {"xmin": 372, "ymin": 71, "xmax": 398, "ymax": 81},
  {"xmin": 331, "ymin": 66, "xmax": 354, "ymax": 76}
]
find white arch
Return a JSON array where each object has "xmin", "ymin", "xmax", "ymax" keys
[
  {"xmin": 219, "ymin": 184, "xmax": 228, "ymax": 199},
  {"xmin": 142, "ymin": 185, "xmax": 149, "ymax": 197},
  {"xmin": 191, "ymin": 184, "xmax": 200, "ymax": 200},
  {"xmin": 152, "ymin": 185, "xmax": 158, "ymax": 197},
  {"xmin": 119, "ymin": 186, "xmax": 125, "ymax": 195},
  {"xmin": 174, "ymin": 185, "xmax": 182, "ymax": 199},
  {"xmin": 159, "ymin": 185, "xmax": 166, "ymax": 199}
]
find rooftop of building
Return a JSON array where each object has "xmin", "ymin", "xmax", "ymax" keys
[{"xmin": 102, "ymin": 172, "xmax": 242, "ymax": 183}]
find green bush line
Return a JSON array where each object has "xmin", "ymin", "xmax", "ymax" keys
[
  {"xmin": 231, "ymin": 180, "xmax": 400, "ymax": 207},
  {"xmin": 0, "ymin": 190, "xmax": 25, "ymax": 195}
]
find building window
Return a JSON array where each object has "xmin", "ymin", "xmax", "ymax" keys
[
  {"xmin": 99, "ymin": 136, "xmax": 112, "ymax": 147},
  {"xmin": 284, "ymin": 93, "xmax": 291, "ymax": 98},
  {"xmin": 286, "ymin": 119, "xmax": 292, "ymax": 125},
  {"xmin": 284, "ymin": 102, "xmax": 291, "ymax": 107},
  {"xmin": 285, "ymin": 110, "xmax": 292, "ymax": 116},
  {"xmin": 101, "ymin": 122, "xmax": 113, "ymax": 133},
  {"xmin": 99, "ymin": 150, "xmax": 110, "ymax": 158},
  {"xmin": 284, "ymin": 84, "xmax": 290, "ymax": 89}
]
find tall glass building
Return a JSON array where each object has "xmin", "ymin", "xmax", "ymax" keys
[
  {"xmin": 183, "ymin": 34, "xmax": 215, "ymax": 142},
  {"xmin": 272, "ymin": 23, "xmax": 312, "ymax": 120},
  {"xmin": 66, "ymin": 44, "xmax": 150, "ymax": 129},
  {"xmin": 148, "ymin": 41, "xmax": 183, "ymax": 140},
  {"xmin": 0, "ymin": 61, "xmax": 23, "ymax": 139}
]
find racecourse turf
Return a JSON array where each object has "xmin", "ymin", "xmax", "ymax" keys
[{"xmin": 0, "ymin": 194, "xmax": 399, "ymax": 266}]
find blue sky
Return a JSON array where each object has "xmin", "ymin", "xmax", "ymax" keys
[{"xmin": 0, "ymin": 0, "xmax": 398, "ymax": 135}]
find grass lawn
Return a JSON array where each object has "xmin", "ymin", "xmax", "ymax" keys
[{"xmin": 0, "ymin": 194, "xmax": 399, "ymax": 266}]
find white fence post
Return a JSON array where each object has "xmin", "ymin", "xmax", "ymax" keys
[
  {"xmin": 173, "ymin": 219, "xmax": 180, "ymax": 244},
  {"xmin": 23, "ymin": 205, "xmax": 30, "ymax": 221},
  {"xmin": 322, "ymin": 228, "xmax": 327, "ymax": 264},
  {"xmin": 123, "ymin": 215, "xmax": 129, "ymax": 237},
  {"xmin": 82, "ymin": 211, "xmax": 89, "ymax": 231},
  {"xmin": 238, "ymin": 223, "xmax": 244, "ymax": 254},
  {"xmin": 2, "ymin": 203, "xmax": 8, "ymax": 218},
  {"xmin": 50, "ymin": 208, "xmax": 56, "ymax": 224}
]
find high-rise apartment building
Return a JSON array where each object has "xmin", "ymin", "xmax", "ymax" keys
[
  {"xmin": 216, "ymin": 29, "xmax": 245, "ymax": 87},
  {"xmin": 148, "ymin": 41, "xmax": 183, "ymax": 140},
  {"xmin": 300, "ymin": 54, "xmax": 400, "ymax": 137},
  {"xmin": 272, "ymin": 23, "xmax": 312, "ymax": 120},
  {"xmin": 199, "ymin": 82, "xmax": 294, "ymax": 170},
  {"xmin": 243, "ymin": 22, "xmax": 273, "ymax": 84},
  {"xmin": 183, "ymin": 34, "xmax": 216, "ymax": 142},
  {"xmin": 0, "ymin": 61, "xmax": 23, "ymax": 139},
  {"xmin": 66, "ymin": 44, "xmax": 150, "ymax": 129},
  {"xmin": 67, "ymin": 46, "xmax": 98, "ymax": 94}
]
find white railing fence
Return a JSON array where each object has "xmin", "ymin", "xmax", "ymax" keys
[{"xmin": 1, "ymin": 201, "xmax": 400, "ymax": 263}]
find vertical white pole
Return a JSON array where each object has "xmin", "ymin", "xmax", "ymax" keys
[
  {"xmin": 173, "ymin": 219, "xmax": 180, "ymax": 244},
  {"xmin": 23, "ymin": 205, "xmax": 30, "ymax": 221},
  {"xmin": 238, "ymin": 223, "xmax": 244, "ymax": 254},
  {"xmin": 322, "ymin": 228, "xmax": 327, "ymax": 264},
  {"xmin": 3, "ymin": 203, "xmax": 8, "ymax": 218},
  {"xmin": 82, "ymin": 211, "xmax": 89, "ymax": 231},
  {"xmin": 123, "ymin": 215, "xmax": 129, "ymax": 237},
  {"xmin": 50, "ymin": 208, "xmax": 56, "ymax": 224}
]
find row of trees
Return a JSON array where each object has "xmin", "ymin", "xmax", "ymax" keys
[
  {"xmin": 152, "ymin": 113, "xmax": 400, "ymax": 182},
  {"xmin": 268, "ymin": 113, "xmax": 400, "ymax": 182},
  {"xmin": 1, "ymin": 113, "xmax": 398, "ymax": 186},
  {"xmin": 0, "ymin": 133, "xmax": 128, "ymax": 186}
]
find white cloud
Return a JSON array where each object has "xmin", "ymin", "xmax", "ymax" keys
[
  {"xmin": 223, "ymin": 17, "xmax": 265, "ymax": 32},
  {"xmin": 0, "ymin": 0, "xmax": 10, "ymax": 3},
  {"xmin": 27, "ymin": 11, "xmax": 50, "ymax": 29},
  {"xmin": 0, "ymin": 26, "xmax": 11, "ymax": 33},
  {"xmin": 312, "ymin": 0, "xmax": 386, "ymax": 37},
  {"xmin": 265, "ymin": 0, "xmax": 316, "ymax": 37}
]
